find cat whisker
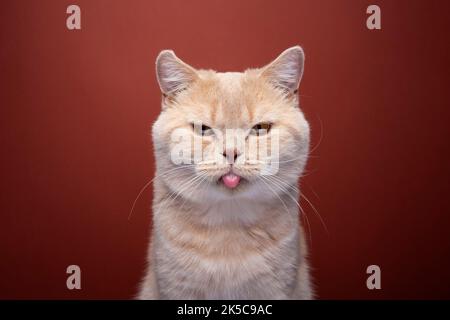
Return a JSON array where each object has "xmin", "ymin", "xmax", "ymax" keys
[
  {"xmin": 264, "ymin": 174, "xmax": 328, "ymax": 235},
  {"xmin": 128, "ymin": 164, "xmax": 195, "ymax": 220},
  {"xmin": 179, "ymin": 173, "xmax": 210, "ymax": 211},
  {"xmin": 257, "ymin": 177, "xmax": 291, "ymax": 216},
  {"xmin": 300, "ymin": 192, "xmax": 328, "ymax": 235},
  {"xmin": 265, "ymin": 155, "xmax": 308, "ymax": 164},
  {"xmin": 304, "ymin": 182, "xmax": 320, "ymax": 200},
  {"xmin": 155, "ymin": 172, "xmax": 208, "ymax": 217},
  {"xmin": 260, "ymin": 175, "xmax": 313, "ymax": 245},
  {"xmin": 263, "ymin": 166, "xmax": 315, "ymax": 179},
  {"xmin": 309, "ymin": 113, "xmax": 323, "ymax": 156}
]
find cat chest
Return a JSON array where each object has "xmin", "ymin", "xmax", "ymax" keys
[{"xmin": 154, "ymin": 228, "xmax": 299, "ymax": 298}]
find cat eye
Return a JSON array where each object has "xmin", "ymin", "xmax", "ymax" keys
[
  {"xmin": 192, "ymin": 124, "xmax": 214, "ymax": 136},
  {"xmin": 250, "ymin": 123, "xmax": 272, "ymax": 136}
]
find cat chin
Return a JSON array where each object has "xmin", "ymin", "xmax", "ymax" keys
[{"xmin": 185, "ymin": 185, "xmax": 253, "ymax": 203}]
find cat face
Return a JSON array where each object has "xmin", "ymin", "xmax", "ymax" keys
[{"xmin": 152, "ymin": 47, "xmax": 310, "ymax": 206}]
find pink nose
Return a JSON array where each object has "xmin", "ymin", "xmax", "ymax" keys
[{"xmin": 222, "ymin": 148, "xmax": 240, "ymax": 164}]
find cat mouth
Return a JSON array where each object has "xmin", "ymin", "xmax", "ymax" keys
[{"xmin": 220, "ymin": 172, "xmax": 242, "ymax": 189}]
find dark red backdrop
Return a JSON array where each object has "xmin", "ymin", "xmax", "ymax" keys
[{"xmin": 1, "ymin": 0, "xmax": 449, "ymax": 299}]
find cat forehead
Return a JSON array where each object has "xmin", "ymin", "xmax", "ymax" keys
[
  {"xmin": 196, "ymin": 70, "xmax": 261, "ymax": 94},
  {"xmin": 193, "ymin": 70, "xmax": 264, "ymax": 105},
  {"xmin": 191, "ymin": 72, "xmax": 247, "ymax": 123},
  {"xmin": 199, "ymin": 71, "xmax": 244, "ymax": 86},
  {"xmin": 216, "ymin": 72, "xmax": 244, "ymax": 93},
  {"xmin": 183, "ymin": 70, "xmax": 278, "ymax": 126},
  {"xmin": 216, "ymin": 71, "xmax": 244, "ymax": 79}
]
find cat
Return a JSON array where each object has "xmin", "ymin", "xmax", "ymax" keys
[{"xmin": 138, "ymin": 46, "xmax": 313, "ymax": 299}]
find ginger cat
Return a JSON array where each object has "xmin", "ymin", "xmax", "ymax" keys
[{"xmin": 138, "ymin": 46, "xmax": 313, "ymax": 299}]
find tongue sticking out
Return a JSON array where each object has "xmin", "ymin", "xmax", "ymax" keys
[{"xmin": 222, "ymin": 173, "xmax": 241, "ymax": 189}]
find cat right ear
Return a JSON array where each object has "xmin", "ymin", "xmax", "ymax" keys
[
  {"xmin": 155, "ymin": 50, "xmax": 198, "ymax": 97},
  {"xmin": 261, "ymin": 46, "xmax": 305, "ymax": 95}
]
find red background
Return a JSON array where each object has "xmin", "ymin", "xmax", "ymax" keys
[{"xmin": 1, "ymin": 0, "xmax": 449, "ymax": 299}]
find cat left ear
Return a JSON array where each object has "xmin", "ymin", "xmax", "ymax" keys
[
  {"xmin": 261, "ymin": 46, "xmax": 305, "ymax": 94},
  {"xmin": 155, "ymin": 50, "xmax": 198, "ymax": 97}
]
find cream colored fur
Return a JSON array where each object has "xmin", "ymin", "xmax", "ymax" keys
[{"xmin": 138, "ymin": 46, "xmax": 313, "ymax": 299}]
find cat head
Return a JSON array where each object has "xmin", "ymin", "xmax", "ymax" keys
[{"xmin": 152, "ymin": 46, "xmax": 310, "ymax": 214}]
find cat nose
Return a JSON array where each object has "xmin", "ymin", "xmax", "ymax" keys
[{"xmin": 222, "ymin": 148, "xmax": 240, "ymax": 164}]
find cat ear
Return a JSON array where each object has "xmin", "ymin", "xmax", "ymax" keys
[
  {"xmin": 155, "ymin": 50, "xmax": 198, "ymax": 97},
  {"xmin": 261, "ymin": 46, "xmax": 305, "ymax": 94}
]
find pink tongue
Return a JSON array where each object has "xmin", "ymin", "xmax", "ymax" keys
[{"xmin": 222, "ymin": 173, "xmax": 241, "ymax": 189}]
